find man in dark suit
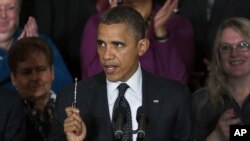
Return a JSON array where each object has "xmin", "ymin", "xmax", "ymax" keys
[
  {"xmin": 0, "ymin": 86, "xmax": 25, "ymax": 140},
  {"xmin": 50, "ymin": 6, "xmax": 192, "ymax": 141}
]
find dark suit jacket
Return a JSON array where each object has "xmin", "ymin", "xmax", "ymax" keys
[
  {"xmin": 50, "ymin": 69, "xmax": 192, "ymax": 141},
  {"xmin": 179, "ymin": 0, "xmax": 250, "ymax": 70},
  {"xmin": 0, "ymin": 87, "xmax": 25, "ymax": 141}
]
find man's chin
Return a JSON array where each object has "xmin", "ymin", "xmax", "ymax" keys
[{"xmin": 105, "ymin": 74, "xmax": 119, "ymax": 82}]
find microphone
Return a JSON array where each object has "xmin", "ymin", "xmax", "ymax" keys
[
  {"xmin": 136, "ymin": 106, "xmax": 147, "ymax": 141},
  {"xmin": 113, "ymin": 107, "xmax": 127, "ymax": 140}
]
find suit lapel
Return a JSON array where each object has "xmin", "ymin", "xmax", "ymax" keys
[{"xmin": 89, "ymin": 73, "xmax": 113, "ymax": 140}]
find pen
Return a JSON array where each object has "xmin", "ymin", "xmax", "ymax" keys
[{"xmin": 72, "ymin": 77, "xmax": 78, "ymax": 108}]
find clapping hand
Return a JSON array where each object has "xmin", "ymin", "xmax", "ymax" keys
[
  {"xmin": 154, "ymin": 0, "xmax": 179, "ymax": 37},
  {"xmin": 207, "ymin": 109, "xmax": 242, "ymax": 141},
  {"xmin": 18, "ymin": 16, "xmax": 38, "ymax": 39}
]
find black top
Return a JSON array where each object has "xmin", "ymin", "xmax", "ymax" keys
[
  {"xmin": 24, "ymin": 91, "xmax": 56, "ymax": 141},
  {"xmin": 192, "ymin": 88, "xmax": 250, "ymax": 140}
]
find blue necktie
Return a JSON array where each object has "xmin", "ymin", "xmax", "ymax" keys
[{"xmin": 112, "ymin": 83, "xmax": 132, "ymax": 141}]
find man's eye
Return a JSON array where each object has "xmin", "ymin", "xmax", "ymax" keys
[
  {"xmin": 114, "ymin": 43, "xmax": 123, "ymax": 48},
  {"xmin": 97, "ymin": 41, "xmax": 105, "ymax": 48}
]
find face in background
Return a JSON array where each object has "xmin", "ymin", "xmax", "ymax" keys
[
  {"xmin": 219, "ymin": 27, "xmax": 250, "ymax": 78},
  {"xmin": 0, "ymin": 0, "xmax": 19, "ymax": 42},
  {"xmin": 97, "ymin": 23, "xmax": 148, "ymax": 82},
  {"xmin": 11, "ymin": 52, "xmax": 54, "ymax": 101}
]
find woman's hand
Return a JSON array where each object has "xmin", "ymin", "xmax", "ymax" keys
[
  {"xmin": 207, "ymin": 109, "xmax": 242, "ymax": 141},
  {"xmin": 18, "ymin": 16, "xmax": 38, "ymax": 39}
]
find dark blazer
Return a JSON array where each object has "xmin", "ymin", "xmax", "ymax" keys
[
  {"xmin": 50, "ymin": 69, "xmax": 192, "ymax": 141},
  {"xmin": 0, "ymin": 87, "xmax": 25, "ymax": 141}
]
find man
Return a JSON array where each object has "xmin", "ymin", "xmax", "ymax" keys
[
  {"xmin": 0, "ymin": 0, "xmax": 72, "ymax": 92},
  {"xmin": 0, "ymin": 86, "xmax": 25, "ymax": 140},
  {"xmin": 80, "ymin": 0, "xmax": 194, "ymax": 85},
  {"xmin": 50, "ymin": 6, "xmax": 192, "ymax": 141}
]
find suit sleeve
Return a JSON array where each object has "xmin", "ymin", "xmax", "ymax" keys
[
  {"xmin": 49, "ymin": 88, "xmax": 70, "ymax": 141},
  {"xmin": 173, "ymin": 86, "xmax": 193, "ymax": 141}
]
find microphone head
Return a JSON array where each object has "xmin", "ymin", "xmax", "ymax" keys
[{"xmin": 136, "ymin": 106, "xmax": 147, "ymax": 121}]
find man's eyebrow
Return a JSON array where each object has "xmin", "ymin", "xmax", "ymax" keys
[
  {"xmin": 96, "ymin": 39, "xmax": 104, "ymax": 43},
  {"xmin": 111, "ymin": 41, "xmax": 125, "ymax": 45}
]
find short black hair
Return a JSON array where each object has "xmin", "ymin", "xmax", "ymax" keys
[{"xmin": 99, "ymin": 6, "xmax": 147, "ymax": 41}]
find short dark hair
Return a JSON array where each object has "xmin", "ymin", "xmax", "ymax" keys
[
  {"xmin": 8, "ymin": 37, "xmax": 53, "ymax": 73},
  {"xmin": 99, "ymin": 6, "xmax": 147, "ymax": 41}
]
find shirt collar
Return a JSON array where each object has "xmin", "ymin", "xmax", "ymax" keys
[{"xmin": 106, "ymin": 64, "xmax": 142, "ymax": 92}]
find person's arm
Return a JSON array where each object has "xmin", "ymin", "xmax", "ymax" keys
[
  {"xmin": 0, "ymin": 49, "xmax": 10, "ymax": 85},
  {"xmin": 153, "ymin": 0, "xmax": 178, "ymax": 40},
  {"xmin": 80, "ymin": 14, "xmax": 103, "ymax": 80},
  {"xmin": 148, "ymin": 15, "xmax": 194, "ymax": 85},
  {"xmin": 4, "ymin": 93, "xmax": 25, "ymax": 141}
]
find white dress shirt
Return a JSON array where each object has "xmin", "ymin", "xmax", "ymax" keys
[{"xmin": 107, "ymin": 65, "xmax": 142, "ymax": 141}]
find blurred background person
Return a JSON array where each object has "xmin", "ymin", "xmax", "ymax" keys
[
  {"xmin": 80, "ymin": 0, "xmax": 194, "ymax": 85},
  {"xmin": 0, "ymin": 86, "xmax": 25, "ymax": 141},
  {"xmin": 192, "ymin": 17, "xmax": 250, "ymax": 141},
  {"xmin": 8, "ymin": 37, "xmax": 56, "ymax": 141},
  {"xmin": 0, "ymin": 0, "xmax": 72, "ymax": 93},
  {"xmin": 178, "ymin": 0, "xmax": 250, "ymax": 90}
]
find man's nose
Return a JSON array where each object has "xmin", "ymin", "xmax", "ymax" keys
[{"xmin": 103, "ymin": 47, "xmax": 114, "ymax": 60}]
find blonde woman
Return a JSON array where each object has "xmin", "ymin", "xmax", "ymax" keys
[{"xmin": 192, "ymin": 17, "xmax": 250, "ymax": 141}]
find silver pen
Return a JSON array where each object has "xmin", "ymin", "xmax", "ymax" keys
[{"xmin": 72, "ymin": 77, "xmax": 78, "ymax": 108}]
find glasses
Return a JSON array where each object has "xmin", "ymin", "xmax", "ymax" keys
[{"xmin": 218, "ymin": 41, "xmax": 250, "ymax": 54}]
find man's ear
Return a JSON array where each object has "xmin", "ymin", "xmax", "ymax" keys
[{"xmin": 137, "ymin": 38, "xmax": 150, "ymax": 56}]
